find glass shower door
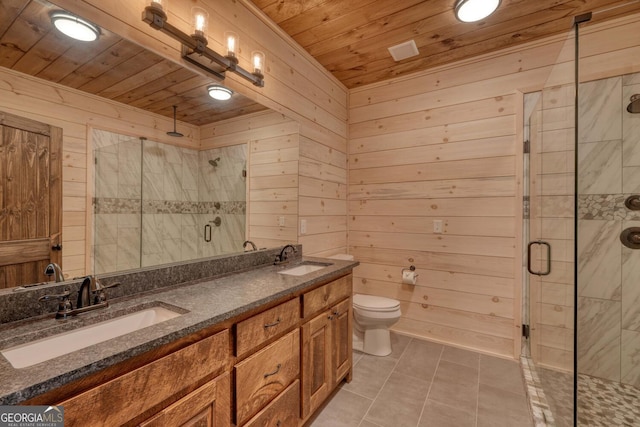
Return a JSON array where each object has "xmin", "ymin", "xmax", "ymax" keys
[{"xmin": 525, "ymin": 32, "xmax": 576, "ymax": 427}]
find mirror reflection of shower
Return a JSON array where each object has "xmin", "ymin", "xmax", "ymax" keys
[
  {"xmin": 208, "ymin": 157, "xmax": 221, "ymax": 167},
  {"xmin": 628, "ymin": 94, "xmax": 640, "ymax": 113}
]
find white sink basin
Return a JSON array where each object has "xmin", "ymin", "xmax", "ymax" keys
[
  {"xmin": 278, "ymin": 262, "xmax": 332, "ymax": 276},
  {"xmin": 1, "ymin": 306, "xmax": 182, "ymax": 369}
]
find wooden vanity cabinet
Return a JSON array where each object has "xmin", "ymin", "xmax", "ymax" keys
[
  {"xmin": 34, "ymin": 272, "xmax": 353, "ymax": 427},
  {"xmin": 57, "ymin": 329, "xmax": 230, "ymax": 427},
  {"xmin": 300, "ymin": 275, "xmax": 353, "ymax": 421}
]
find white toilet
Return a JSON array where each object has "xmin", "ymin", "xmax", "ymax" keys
[
  {"xmin": 352, "ymin": 293, "xmax": 401, "ymax": 356},
  {"xmin": 328, "ymin": 254, "xmax": 401, "ymax": 356}
]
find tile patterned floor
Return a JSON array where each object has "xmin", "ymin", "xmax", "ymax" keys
[
  {"xmin": 523, "ymin": 364, "xmax": 640, "ymax": 427},
  {"xmin": 308, "ymin": 333, "xmax": 533, "ymax": 427}
]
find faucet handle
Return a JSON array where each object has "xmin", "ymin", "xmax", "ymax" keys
[
  {"xmin": 38, "ymin": 289, "xmax": 71, "ymax": 302},
  {"xmin": 39, "ymin": 289, "xmax": 73, "ymax": 319},
  {"xmin": 99, "ymin": 281, "xmax": 121, "ymax": 290},
  {"xmin": 94, "ymin": 281, "xmax": 120, "ymax": 304}
]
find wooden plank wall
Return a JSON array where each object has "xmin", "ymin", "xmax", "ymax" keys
[
  {"xmin": 201, "ymin": 110, "xmax": 300, "ymax": 249},
  {"xmin": 347, "ymin": 13, "xmax": 640, "ymax": 359},
  {"xmin": 0, "ymin": 67, "xmax": 199, "ymax": 280},
  {"xmin": 298, "ymin": 123, "xmax": 348, "ymax": 256}
]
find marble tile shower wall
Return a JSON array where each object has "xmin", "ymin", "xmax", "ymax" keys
[
  {"xmin": 93, "ymin": 130, "xmax": 247, "ymax": 274},
  {"xmin": 577, "ymin": 71, "xmax": 640, "ymax": 388},
  {"xmin": 94, "ymin": 130, "xmax": 142, "ymax": 273}
]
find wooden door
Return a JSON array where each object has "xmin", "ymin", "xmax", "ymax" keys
[
  {"xmin": 331, "ymin": 298, "xmax": 352, "ymax": 386},
  {"xmin": 300, "ymin": 310, "xmax": 331, "ymax": 419},
  {"xmin": 0, "ymin": 111, "xmax": 62, "ymax": 288}
]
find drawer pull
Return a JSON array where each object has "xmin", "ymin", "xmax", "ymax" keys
[
  {"xmin": 264, "ymin": 363, "xmax": 282, "ymax": 379},
  {"xmin": 263, "ymin": 317, "xmax": 281, "ymax": 329},
  {"xmin": 323, "ymin": 294, "xmax": 329, "ymax": 302},
  {"xmin": 276, "ymin": 421, "xmax": 281, "ymax": 427}
]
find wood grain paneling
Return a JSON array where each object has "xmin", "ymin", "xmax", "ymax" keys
[
  {"xmin": 348, "ymin": 13, "xmax": 640, "ymax": 360},
  {"xmin": 255, "ymin": 0, "xmax": 637, "ymax": 89},
  {"xmin": 0, "ymin": 1, "xmax": 266, "ymax": 127}
]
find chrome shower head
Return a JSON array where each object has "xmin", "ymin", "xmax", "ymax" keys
[
  {"xmin": 208, "ymin": 157, "xmax": 220, "ymax": 167},
  {"xmin": 628, "ymin": 94, "xmax": 640, "ymax": 114}
]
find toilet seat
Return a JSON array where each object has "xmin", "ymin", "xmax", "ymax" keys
[{"xmin": 353, "ymin": 294, "xmax": 400, "ymax": 313}]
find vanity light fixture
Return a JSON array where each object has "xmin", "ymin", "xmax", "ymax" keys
[
  {"xmin": 207, "ymin": 85, "xmax": 233, "ymax": 101},
  {"xmin": 454, "ymin": 0, "xmax": 501, "ymax": 23},
  {"xmin": 142, "ymin": 1, "xmax": 265, "ymax": 87},
  {"xmin": 50, "ymin": 11, "xmax": 100, "ymax": 42}
]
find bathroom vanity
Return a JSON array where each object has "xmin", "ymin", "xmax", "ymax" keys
[{"xmin": 0, "ymin": 247, "xmax": 358, "ymax": 426}]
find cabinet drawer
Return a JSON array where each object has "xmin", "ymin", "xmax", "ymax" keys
[
  {"xmin": 243, "ymin": 380, "xmax": 300, "ymax": 427},
  {"xmin": 235, "ymin": 329, "xmax": 300, "ymax": 426},
  {"xmin": 236, "ymin": 298, "xmax": 300, "ymax": 356},
  {"xmin": 59, "ymin": 329, "xmax": 230, "ymax": 427},
  {"xmin": 302, "ymin": 274, "xmax": 352, "ymax": 318},
  {"xmin": 140, "ymin": 372, "xmax": 230, "ymax": 427}
]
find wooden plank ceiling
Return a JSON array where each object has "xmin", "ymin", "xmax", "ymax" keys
[
  {"xmin": 1, "ymin": 0, "xmax": 637, "ymax": 123},
  {"xmin": 0, "ymin": 0, "xmax": 267, "ymax": 126},
  {"xmin": 252, "ymin": 0, "xmax": 640, "ymax": 88}
]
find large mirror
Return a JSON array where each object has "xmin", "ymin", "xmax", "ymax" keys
[{"xmin": 0, "ymin": 0, "xmax": 299, "ymax": 282}]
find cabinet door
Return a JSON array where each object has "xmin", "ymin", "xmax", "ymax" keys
[
  {"xmin": 140, "ymin": 372, "xmax": 230, "ymax": 427},
  {"xmin": 331, "ymin": 298, "xmax": 352, "ymax": 386},
  {"xmin": 300, "ymin": 309, "xmax": 331, "ymax": 419}
]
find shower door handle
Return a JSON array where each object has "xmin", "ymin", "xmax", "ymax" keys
[
  {"xmin": 204, "ymin": 224, "xmax": 212, "ymax": 242},
  {"xmin": 527, "ymin": 240, "xmax": 551, "ymax": 276}
]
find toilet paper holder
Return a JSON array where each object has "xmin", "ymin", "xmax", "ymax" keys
[{"xmin": 402, "ymin": 265, "xmax": 418, "ymax": 277}]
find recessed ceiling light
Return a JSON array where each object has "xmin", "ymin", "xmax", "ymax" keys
[
  {"xmin": 50, "ymin": 11, "xmax": 100, "ymax": 42},
  {"xmin": 207, "ymin": 85, "xmax": 233, "ymax": 101},
  {"xmin": 454, "ymin": 0, "xmax": 501, "ymax": 23}
]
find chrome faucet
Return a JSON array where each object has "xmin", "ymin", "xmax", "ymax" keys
[
  {"xmin": 44, "ymin": 263, "xmax": 64, "ymax": 282},
  {"xmin": 243, "ymin": 240, "xmax": 257, "ymax": 251},
  {"xmin": 274, "ymin": 244, "xmax": 297, "ymax": 265}
]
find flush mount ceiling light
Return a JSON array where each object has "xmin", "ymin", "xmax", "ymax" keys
[
  {"xmin": 207, "ymin": 85, "xmax": 233, "ymax": 101},
  {"xmin": 50, "ymin": 11, "xmax": 100, "ymax": 42},
  {"xmin": 454, "ymin": 0, "xmax": 501, "ymax": 23}
]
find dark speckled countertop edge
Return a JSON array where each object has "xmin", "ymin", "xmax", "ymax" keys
[{"xmin": 0, "ymin": 257, "xmax": 358, "ymax": 405}]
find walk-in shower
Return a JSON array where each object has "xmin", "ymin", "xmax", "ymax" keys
[
  {"xmin": 92, "ymin": 131, "xmax": 247, "ymax": 275},
  {"xmin": 522, "ymin": 9, "xmax": 640, "ymax": 426}
]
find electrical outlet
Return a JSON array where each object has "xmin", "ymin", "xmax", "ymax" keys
[
  {"xmin": 433, "ymin": 219, "xmax": 443, "ymax": 234},
  {"xmin": 278, "ymin": 216, "xmax": 285, "ymax": 226},
  {"xmin": 300, "ymin": 219, "xmax": 307, "ymax": 235}
]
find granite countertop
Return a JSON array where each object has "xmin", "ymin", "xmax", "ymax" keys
[{"xmin": 0, "ymin": 256, "xmax": 358, "ymax": 405}]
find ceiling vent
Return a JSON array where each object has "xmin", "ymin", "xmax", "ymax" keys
[{"xmin": 387, "ymin": 40, "xmax": 419, "ymax": 62}]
